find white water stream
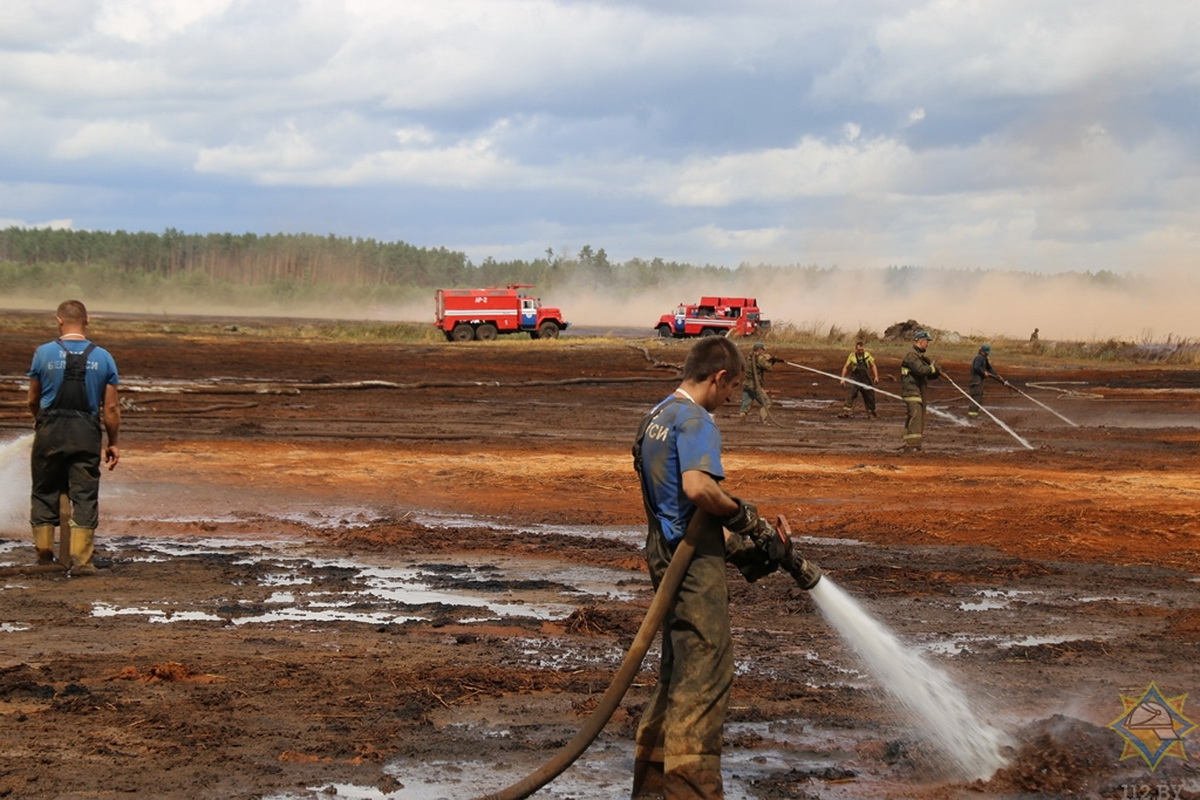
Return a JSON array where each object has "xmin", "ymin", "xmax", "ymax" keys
[
  {"xmin": 0, "ymin": 433, "xmax": 33, "ymax": 535},
  {"xmin": 809, "ymin": 577, "xmax": 1010, "ymax": 781}
]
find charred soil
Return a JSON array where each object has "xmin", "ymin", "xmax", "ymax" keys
[{"xmin": 0, "ymin": 312, "xmax": 1198, "ymax": 799}]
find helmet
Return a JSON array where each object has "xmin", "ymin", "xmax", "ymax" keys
[
  {"xmin": 914, "ymin": 330, "xmax": 931, "ymax": 341},
  {"xmin": 980, "ymin": 344, "xmax": 991, "ymax": 353},
  {"xmin": 753, "ymin": 342, "xmax": 765, "ymax": 350}
]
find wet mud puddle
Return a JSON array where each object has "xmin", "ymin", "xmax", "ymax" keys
[{"xmin": 3, "ymin": 510, "xmax": 1200, "ymax": 799}]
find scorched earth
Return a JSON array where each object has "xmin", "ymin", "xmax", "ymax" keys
[{"xmin": 0, "ymin": 310, "xmax": 1198, "ymax": 800}]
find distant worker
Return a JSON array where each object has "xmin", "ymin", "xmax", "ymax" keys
[
  {"xmin": 738, "ymin": 342, "xmax": 776, "ymax": 423},
  {"xmin": 967, "ymin": 344, "xmax": 1008, "ymax": 418},
  {"xmin": 631, "ymin": 336, "xmax": 820, "ymax": 798},
  {"xmin": 1030, "ymin": 328, "xmax": 1039, "ymax": 342},
  {"xmin": 838, "ymin": 341, "xmax": 879, "ymax": 418},
  {"xmin": 900, "ymin": 330, "xmax": 940, "ymax": 452},
  {"xmin": 27, "ymin": 300, "xmax": 121, "ymax": 574}
]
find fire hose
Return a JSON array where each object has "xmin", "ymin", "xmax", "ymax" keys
[
  {"xmin": 474, "ymin": 516, "xmax": 819, "ymax": 800},
  {"xmin": 940, "ymin": 373, "xmax": 1035, "ymax": 450}
]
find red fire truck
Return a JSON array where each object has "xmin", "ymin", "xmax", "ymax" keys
[
  {"xmin": 654, "ymin": 296, "xmax": 770, "ymax": 338},
  {"xmin": 434, "ymin": 285, "xmax": 570, "ymax": 341}
]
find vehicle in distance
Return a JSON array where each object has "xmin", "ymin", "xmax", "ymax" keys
[
  {"xmin": 435, "ymin": 285, "xmax": 571, "ymax": 341},
  {"xmin": 655, "ymin": 296, "xmax": 770, "ymax": 338}
]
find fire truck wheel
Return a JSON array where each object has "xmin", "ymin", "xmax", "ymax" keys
[
  {"xmin": 451, "ymin": 324, "xmax": 475, "ymax": 342},
  {"xmin": 476, "ymin": 323, "xmax": 499, "ymax": 341},
  {"xmin": 656, "ymin": 325, "xmax": 673, "ymax": 338},
  {"xmin": 537, "ymin": 321, "xmax": 560, "ymax": 339},
  {"xmin": 700, "ymin": 328, "xmax": 720, "ymax": 337}
]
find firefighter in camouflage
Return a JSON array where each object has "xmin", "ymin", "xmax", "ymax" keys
[
  {"xmin": 737, "ymin": 342, "xmax": 774, "ymax": 423},
  {"xmin": 900, "ymin": 330, "xmax": 940, "ymax": 452}
]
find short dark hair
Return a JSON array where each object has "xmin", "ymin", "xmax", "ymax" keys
[
  {"xmin": 682, "ymin": 337, "xmax": 743, "ymax": 382},
  {"xmin": 56, "ymin": 300, "xmax": 88, "ymax": 324},
  {"xmin": 855, "ymin": 341, "xmax": 864, "ymax": 347}
]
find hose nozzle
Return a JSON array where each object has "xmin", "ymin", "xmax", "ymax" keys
[
  {"xmin": 775, "ymin": 514, "xmax": 822, "ymax": 590},
  {"xmin": 785, "ymin": 556, "xmax": 822, "ymax": 590}
]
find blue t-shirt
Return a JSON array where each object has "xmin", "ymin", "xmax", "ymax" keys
[
  {"xmin": 28, "ymin": 339, "xmax": 120, "ymax": 413},
  {"xmin": 638, "ymin": 394, "xmax": 725, "ymax": 544}
]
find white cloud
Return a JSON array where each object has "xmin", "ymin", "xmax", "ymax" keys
[
  {"xmin": 93, "ymin": 0, "xmax": 233, "ymax": 45},
  {"xmin": 53, "ymin": 120, "xmax": 179, "ymax": 161},
  {"xmin": 654, "ymin": 135, "xmax": 914, "ymax": 206},
  {"xmin": 1, "ymin": 0, "xmax": 1200, "ymax": 291}
]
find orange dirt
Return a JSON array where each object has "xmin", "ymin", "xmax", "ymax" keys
[{"xmin": 1, "ymin": 311, "xmax": 1198, "ymax": 799}]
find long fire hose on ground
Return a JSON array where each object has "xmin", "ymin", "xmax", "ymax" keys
[
  {"xmin": 940, "ymin": 373, "xmax": 1035, "ymax": 450},
  {"xmin": 779, "ymin": 360, "xmax": 969, "ymax": 426},
  {"xmin": 1008, "ymin": 384, "xmax": 1079, "ymax": 426},
  {"xmin": 474, "ymin": 517, "xmax": 818, "ymax": 800},
  {"xmin": 472, "ymin": 532, "xmax": 698, "ymax": 800}
]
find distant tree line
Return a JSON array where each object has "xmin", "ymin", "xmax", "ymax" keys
[
  {"xmin": 0, "ymin": 225, "xmax": 1129, "ymax": 313},
  {"xmin": 0, "ymin": 227, "xmax": 825, "ymax": 305}
]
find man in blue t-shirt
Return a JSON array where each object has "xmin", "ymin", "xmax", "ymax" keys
[
  {"xmin": 26, "ymin": 300, "xmax": 121, "ymax": 574},
  {"xmin": 630, "ymin": 336, "xmax": 818, "ymax": 798}
]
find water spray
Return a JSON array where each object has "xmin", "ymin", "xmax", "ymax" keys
[
  {"xmin": 780, "ymin": 360, "xmax": 970, "ymax": 427},
  {"xmin": 808, "ymin": 577, "xmax": 1010, "ymax": 780},
  {"xmin": 941, "ymin": 373, "xmax": 1035, "ymax": 450}
]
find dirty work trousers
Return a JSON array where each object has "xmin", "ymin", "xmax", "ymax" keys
[
  {"xmin": 967, "ymin": 377, "xmax": 984, "ymax": 417},
  {"xmin": 633, "ymin": 511, "xmax": 731, "ymax": 799},
  {"xmin": 903, "ymin": 397, "xmax": 926, "ymax": 450},
  {"xmin": 842, "ymin": 382, "xmax": 876, "ymax": 415},
  {"xmin": 738, "ymin": 387, "xmax": 769, "ymax": 421},
  {"xmin": 30, "ymin": 411, "xmax": 102, "ymax": 529}
]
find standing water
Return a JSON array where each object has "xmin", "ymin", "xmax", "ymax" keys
[
  {"xmin": 809, "ymin": 577, "xmax": 1010, "ymax": 781},
  {"xmin": 0, "ymin": 433, "xmax": 33, "ymax": 535}
]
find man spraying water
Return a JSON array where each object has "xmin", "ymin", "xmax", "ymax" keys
[{"xmin": 631, "ymin": 336, "xmax": 819, "ymax": 798}]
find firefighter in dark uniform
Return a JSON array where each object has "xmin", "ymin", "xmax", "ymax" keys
[
  {"xmin": 26, "ymin": 300, "xmax": 121, "ymax": 574},
  {"xmin": 967, "ymin": 344, "xmax": 1007, "ymax": 417},
  {"xmin": 900, "ymin": 330, "xmax": 939, "ymax": 451},
  {"xmin": 838, "ymin": 341, "xmax": 879, "ymax": 418},
  {"xmin": 631, "ymin": 336, "xmax": 818, "ymax": 799},
  {"xmin": 737, "ymin": 342, "xmax": 774, "ymax": 423}
]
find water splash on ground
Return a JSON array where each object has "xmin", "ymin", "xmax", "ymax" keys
[{"xmin": 810, "ymin": 577, "xmax": 1010, "ymax": 780}]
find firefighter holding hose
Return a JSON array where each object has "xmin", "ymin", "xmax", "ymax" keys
[
  {"xmin": 900, "ymin": 330, "xmax": 940, "ymax": 452},
  {"xmin": 737, "ymin": 342, "xmax": 775, "ymax": 423},
  {"xmin": 967, "ymin": 344, "xmax": 1008, "ymax": 418},
  {"xmin": 631, "ymin": 336, "xmax": 819, "ymax": 799}
]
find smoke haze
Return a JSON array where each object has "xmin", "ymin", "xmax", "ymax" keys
[{"xmin": 3, "ymin": 266, "xmax": 1196, "ymax": 342}]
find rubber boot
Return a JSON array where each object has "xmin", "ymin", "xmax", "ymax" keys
[
  {"xmin": 69, "ymin": 527, "xmax": 98, "ymax": 576},
  {"xmin": 32, "ymin": 525, "xmax": 55, "ymax": 565},
  {"xmin": 631, "ymin": 759, "xmax": 665, "ymax": 799}
]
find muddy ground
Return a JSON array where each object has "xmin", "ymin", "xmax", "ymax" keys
[{"xmin": 0, "ymin": 310, "xmax": 1198, "ymax": 800}]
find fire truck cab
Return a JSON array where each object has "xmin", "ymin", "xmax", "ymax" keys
[
  {"xmin": 655, "ymin": 296, "xmax": 770, "ymax": 338},
  {"xmin": 435, "ymin": 285, "xmax": 570, "ymax": 341}
]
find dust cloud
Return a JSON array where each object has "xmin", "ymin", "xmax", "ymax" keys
[
  {"xmin": 555, "ymin": 268, "xmax": 1200, "ymax": 342},
  {"xmin": 5, "ymin": 266, "xmax": 1198, "ymax": 342}
]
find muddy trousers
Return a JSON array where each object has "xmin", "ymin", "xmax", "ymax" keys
[
  {"xmin": 967, "ymin": 378, "xmax": 984, "ymax": 417},
  {"xmin": 30, "ymin": 412, "xmax": 102, "ymax": 529},
  {"xmin": 633, "ymin": 514, "xmax": 732, "ymax": 799},
  {"xmin": 902, "ymin": 397, "xmax": 926, "ymax": 450},
  {"xmin": 842, "ymin": 383, "xmax": 876, "ymax": 415},
  {"xmin": 738, "ymin": 388, "xmax": 769, "ymax": 422}
]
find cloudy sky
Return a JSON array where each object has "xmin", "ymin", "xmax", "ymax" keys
[{"xmin": 3, "ymin": 1, "xmax": 1200, "ymax": 335}]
